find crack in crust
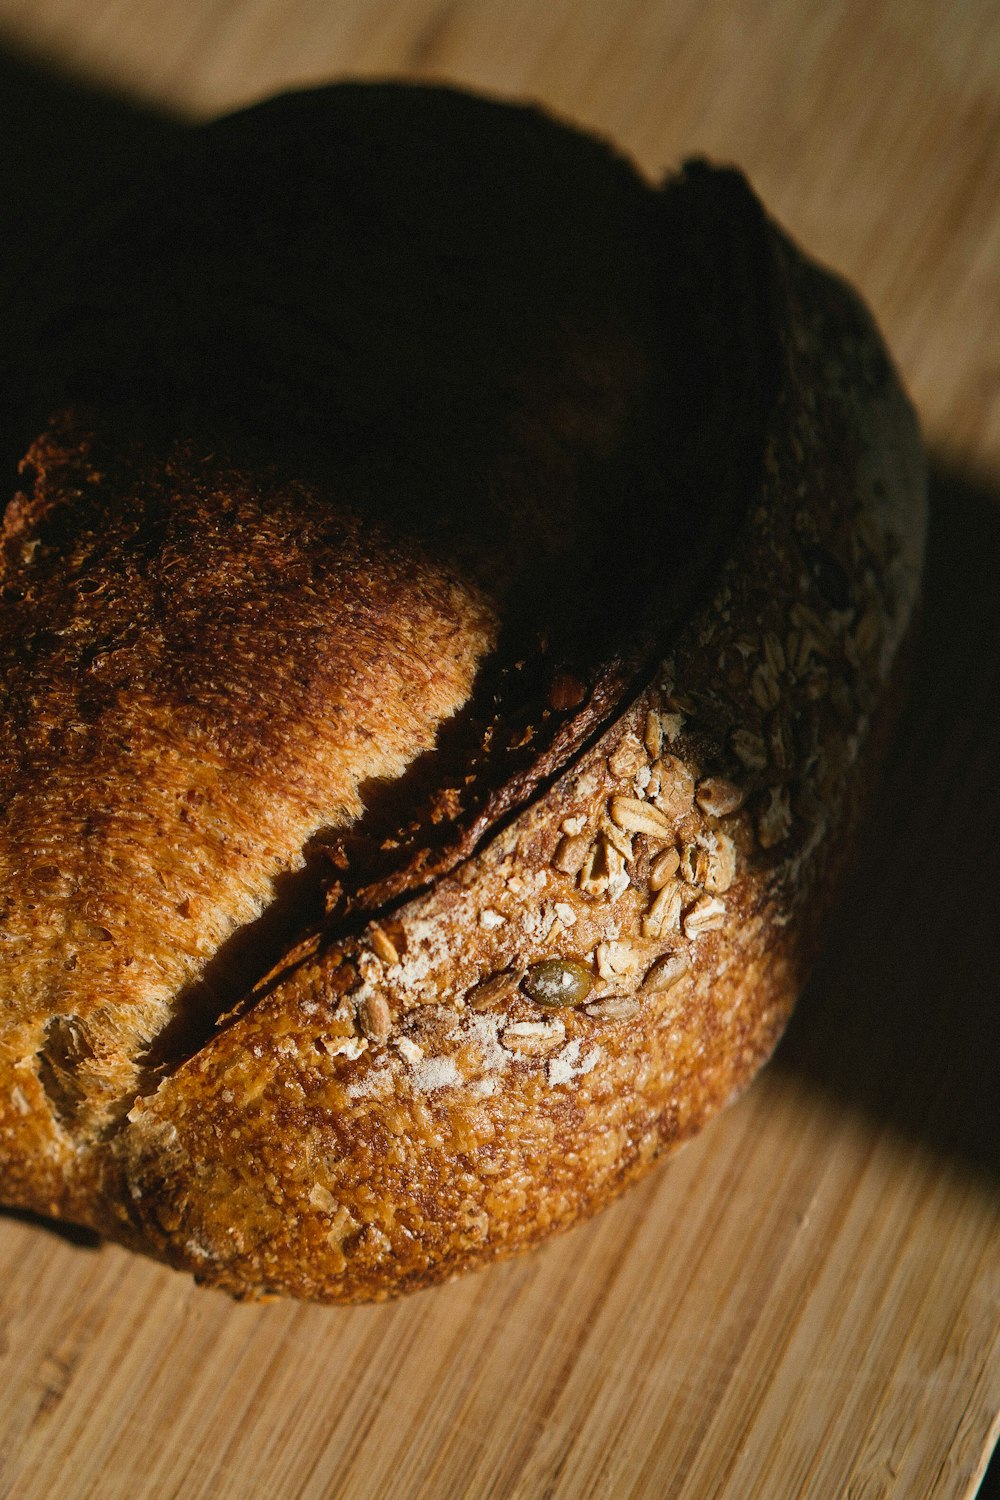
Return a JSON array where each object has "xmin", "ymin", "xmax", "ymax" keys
[
  {"xmin": 1, "ymin": 416, "xmax": 497, "ymax": 1141},
  {"xmin": 0, "ymin": 87, "xmax": 926, "ymax": 1296}
]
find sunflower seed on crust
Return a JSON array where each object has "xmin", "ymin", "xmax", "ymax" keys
[
  {"xmin": 643, "ymin": 952, "xmax": 690, "ymax": 994},
  {"xmin": 584, "ymin": 994, "xmax": 641, "ymax": 1021},
  {"xmin": 786, "ymin": 628, "xmax": 815, "ymax": 677},
  {"xmin": 762, "ymin": 631, "xmax": 786, "ymax": 677},
  {"xmin": 466, "ymin": 969, "xmax": 521, "ymax": 1010},
  {"xmin": 369, "ymin": 923, "xmax": 400, "ymax": 967},
  {"xmin": 649, "ymin": 845, "xmax": 681, "ymax": 891},
  {"xmin": 751, "ymin": 662, "xmax": 781, "ymax": 712},
  {"xmin": 359, "ymin": 994, "xmax": 392, "ymax": 1044}
]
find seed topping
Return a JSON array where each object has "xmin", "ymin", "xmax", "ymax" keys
[{"xmin": 523, "ymin": 958, "xmax": 595, "ymax": 1008}]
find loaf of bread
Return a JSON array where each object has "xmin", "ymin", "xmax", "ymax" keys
[{"xmin": 0, "ymin": 84, "xmax": 925, "ymax": 1301}]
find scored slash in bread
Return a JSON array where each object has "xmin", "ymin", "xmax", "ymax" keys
[{"xmin": 0, "ymin": 85, "xmax": 925, "ymax": 1301}]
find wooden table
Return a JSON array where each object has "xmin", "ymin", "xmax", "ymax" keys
[{"xmin": 1, "ymin": 2, "xmax": 999, "ymax": 1496}]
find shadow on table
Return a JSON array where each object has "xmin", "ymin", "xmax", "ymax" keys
[
  {"xmin": 0, "ymin": 41, "xmax": 183, "ymax": 260},
  {"xmin": 775, "ymin": 459, "xmax": 1000, "ymax": 1184},
  {"xmin": 0, "ymin": 1206, "xmax": 101, "ymax": 1250},
  {"xmin": 2, "ymin": 34, "xmax": 180, "ymax": 151},
  {"xmin": 0, "ymin": 42, "xmax": 185, "ymax": 489},
  {"xmin": 0, "ymin": 44, "xmax": 998, "ymax": 1256}
]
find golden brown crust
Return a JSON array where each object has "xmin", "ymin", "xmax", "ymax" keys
[
  {"xmin": 0, "ymin": 414, "xmax": 496, "ymax": 1198},
  {"xmin": 103, "ymin": 231, "xmax": 925, "ymax": 1302},
  {"xmin": 0, "ymin": 87, "xmax": 926, "ymax": 1298}
]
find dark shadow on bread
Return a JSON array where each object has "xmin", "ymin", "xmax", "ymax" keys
[
  {"xmin": 774, "ymin": 457, "xmax": 1000, "ymax": 1183},
  {"xmin": 4, "ymin": 85, "xmax": 782, "ymax": 1122}
]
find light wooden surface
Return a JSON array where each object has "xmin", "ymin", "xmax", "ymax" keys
[{"xmin": 1, "ymin": 2, "xmax": 999, "ymax": 1497}]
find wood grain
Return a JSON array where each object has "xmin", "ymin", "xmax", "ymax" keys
[{"xmin": 1, "ymin": 2, "xmax": 999, "ymax": 1497}]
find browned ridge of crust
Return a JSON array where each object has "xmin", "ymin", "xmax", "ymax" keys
[{"xmin": 0, "ymin": 85, "xmax": 926, "ymax": 1298}]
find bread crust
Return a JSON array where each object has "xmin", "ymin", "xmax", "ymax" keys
[{"xmin": 0, "ymin": 89, "xmax": 926, "ymax": 1301}]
